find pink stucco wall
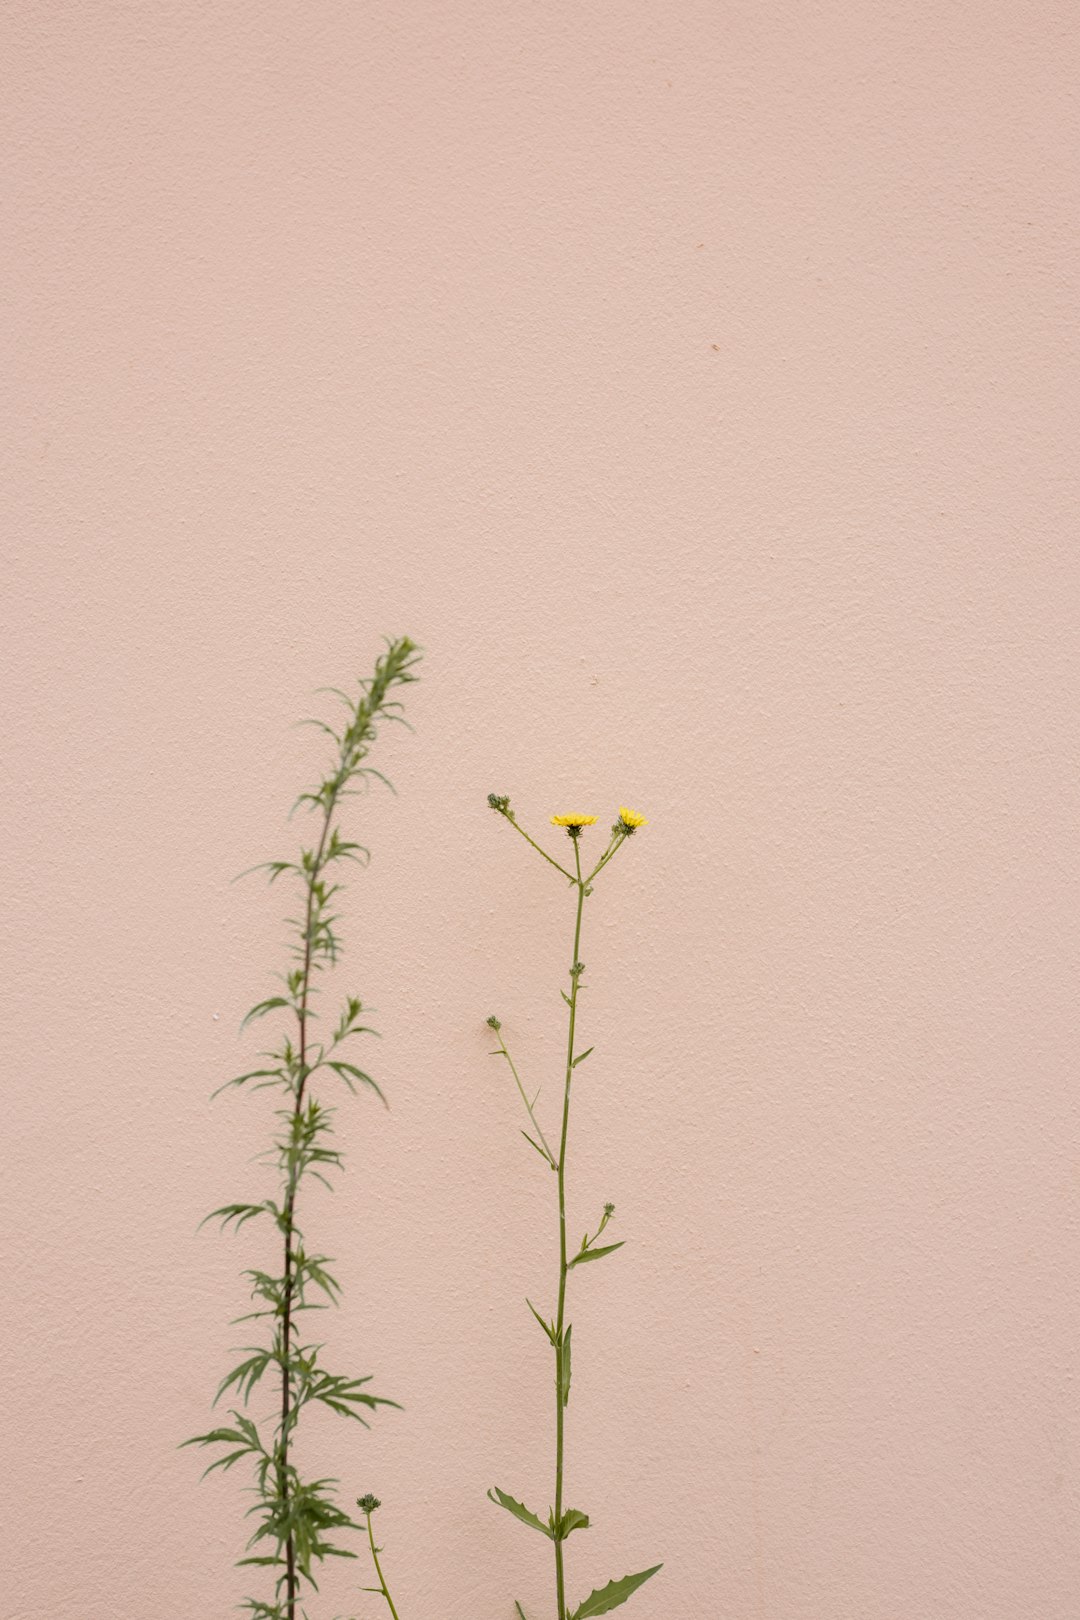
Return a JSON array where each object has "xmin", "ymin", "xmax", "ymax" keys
[{"xmin": 5, "ymin": 3, "xmax": 1079, "ymax": 1616}]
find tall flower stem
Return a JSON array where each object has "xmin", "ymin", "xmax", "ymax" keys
[
  {"xmin": 554, "ymin": 836, "xmax": 587, "ymax": 1620},
  {"xmin": 486, "ymin": 800, "xmax": 661, "ymax": 1620}
]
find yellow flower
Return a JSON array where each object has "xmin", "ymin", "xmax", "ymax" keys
[
  {"xmin": 617, "ymin": 806, "xmax": 647, "ymax": 829},
  {"xmin": 551, "ymin": 814, "xmax": 598, "ymax": 827}
]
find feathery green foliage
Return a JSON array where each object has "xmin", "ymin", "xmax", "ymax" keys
[
  {"xmin": 185, "ymin": 638, "xmax": 420, "ymax": 1620},
  {"xmin": 484, "ymin": 801, "xmax": 662, "ymax": 1620}
]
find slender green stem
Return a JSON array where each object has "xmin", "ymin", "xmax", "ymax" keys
[
  {"xmin": 554, "ymin": 837, "xmax": 587, "ymax": 1620},
  {"xmin": 584, "ymin": 830, "xmax": 627, "ymax": 887},
  {"xmin": 365, "ymin": 1509, "xmax": 401, "ymax": 1620},
  {"xmin": 493, "ymin": 1030, "xmax": 558, "ymax": 1168},
  {"xmin": 504, "ymin": 814, "xmax": 576, "ymax": 883}
]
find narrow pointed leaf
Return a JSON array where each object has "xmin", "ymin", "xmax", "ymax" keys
[
  {"xmin": 241, "ymin": 997, "xmax": 291, "ymax": 1030},
  {"xmin": 487, "ymin": 1487, "xmax": 553, "ymax": 1539},
  {"xmin": 571, "ymin": 1047, "xmax": 594, "ymax": 1068},
  {"xmin": 568, "ymin": 1241, "xmax": 625, "ymax": 1269},
  {"xmin": 521, "ymin": 1129, "xmax": 553, "ymax": 1164},
  {"xmin": 326, "ymin": 1061, "xmax": 386, "ymax": 1104},
  {"xmin": 571, "ymin": 1565, "xmax": 662, "ymax": 1619},
  {"xmin": 211, "ymin": 1068, "xmax": 288, "ymax": 1098},
  {"xmin": 559, "ymin": 1323, "xmax": 572, "ymax": 1407},
  {"xmin": 200, "ymin": 1202, "xmax": 275, "ymax": 1232},
  {"xmin": 526, "ymin": 1298, "xmax": 557, "ymax": 1343}
]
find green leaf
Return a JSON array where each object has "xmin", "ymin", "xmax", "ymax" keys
[
  {"xmin": 200, "ymin": 1202, "xmax": 276, "ymax": 1232},
  {"xmin": 568, "ymin": 1241, "xmax": 625, "ymax": 1269},
  {"xmin": 211, "ymin": 1068, "xmax": 289, "ymax": 1098},
  {"xmin": 521, "ymin": 1129, "xmax": 553, "ymax": 1164},
  {"xmin": 214, "ymin": 1349, "xmax": 274, "ymax": 1404},
  {"xmin": 231, "ymin": 1411, "xmax": 265, "ymax": 1451},
  {"xmin": 487, "ymin": 1486, "xmax": 553, "ymax": 1539},
  {"xmin": 325, "ymin": 1060, "xmax": 386, "ymax": 1104},
  {"xmin": 526, "ymin": 1298, "xmax": 557, "ymax": 1343},
  {"xmin": 571, "ymin": 1046, "xmax": 594, "ymax": 1068},
  {"xmin": 515, "ymin": 1605, "xmax": 529, "ymax": 1620},
  {"xmin": 241, "ymin": 997, "xmax": 292, "ymax": 1030},
  {"xmin": 181, "ymin": 1424, "xmax": 251, "ymax": 1451},
  {"xmin": 304, "ymin": 1369, "xmax": 400, "ymax": 1423},
  {"xmin": 233, "ymin": 859, "xmax": 299, "ymax": 884},
  {"xmin": 181, "ymin": 1416, "xmax": 266, "ymax": 1478},
  {"xmin": 559, "ymin": 1324, "xmax": 572, "ymax": 1407},
  {"xmin": 570, "ymin": 1565, "xmax": 662, "ymax": 1619},
  {"xmin": 557, "ymin": 1508, "xmax": 591, "ymax": 1540}
]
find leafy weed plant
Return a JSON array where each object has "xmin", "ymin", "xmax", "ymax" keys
[{"xmin": 185, "ymin": 638, "xmax": 420, "ymax": 1620}]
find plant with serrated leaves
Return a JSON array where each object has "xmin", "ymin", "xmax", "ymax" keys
[
  {"xmin": 483, "ymin": 800, "xmax": 661, "ymax": 1620},
  {"xmin": 184, "ymin": 638, "xmax": 421, "ymax": 1620}
]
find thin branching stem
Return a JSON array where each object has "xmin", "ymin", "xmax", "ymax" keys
[
  {"xmin": 490, "ymin": 1025, "xmax": 558, "ymax": 1169},
  {"xmin": 503, "ymin": 815, "xmax": 576, "ymax": 883}
]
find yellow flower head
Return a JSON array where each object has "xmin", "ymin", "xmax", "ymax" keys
[
  {"xmin": 551, "ymin": 814, "xmax": 598, "ymax": 827},
  {"xmin": 617, "ymin": 805, "xmax": 648, "ymax": 833}
]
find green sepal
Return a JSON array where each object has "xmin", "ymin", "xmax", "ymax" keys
[{"xmin": 570, "ymin": 1565, "xmax": 662, "ymax": 1618}]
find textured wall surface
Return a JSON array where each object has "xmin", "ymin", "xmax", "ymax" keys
[{"xmin": 4, "ymin": 2, "xmax": 1079, "ymax": 1617}]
